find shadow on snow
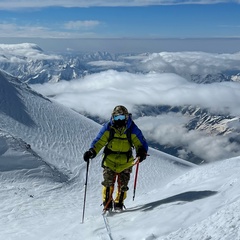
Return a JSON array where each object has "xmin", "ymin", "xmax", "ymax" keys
[{"xmin": 127, "ymin": 190, "xmax": 218, "ymax": 212}]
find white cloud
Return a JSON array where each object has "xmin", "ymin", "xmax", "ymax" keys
[
  {"xmin": 32, "ymin": 69, "xmax": 240, "ymax": 118},
  {"xmin": 136, "ymin": 114, "xmax": 240, "ymax": 161},
  {"xmin": 138, "ymin": 51, "xmax": 240, "ymax": 77}
]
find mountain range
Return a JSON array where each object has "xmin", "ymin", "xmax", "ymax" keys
[
  {"xmin": 1, "ymin": 43, "xmax": 240, "ymax": 164},
  {"xmin": 1, "ymin": 43, "xmax": 240, "ymax": 84}
]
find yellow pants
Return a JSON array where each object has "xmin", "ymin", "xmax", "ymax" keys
[
  {"xmin": 102, "ymin": 185, "xmax": 127, "ymax": 204},
  {"xmin": 102, "ymin": 168, "xmax": 131, "ymax": 206}
]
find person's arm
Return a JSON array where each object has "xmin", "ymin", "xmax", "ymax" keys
[
  {"xmin": 131, "ymin": 123, "xmax": 148, "ymax": 161},
  {"xmin": 90, "ymin": 122, "xmax": 110, "ymax": 154}
]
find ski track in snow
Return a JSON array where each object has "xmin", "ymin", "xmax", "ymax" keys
[{"xmin": 1, "ymin": 71, "xmax": 240, "ymax": 239}]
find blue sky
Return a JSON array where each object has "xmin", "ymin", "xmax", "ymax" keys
[{"xmin": 0, "ymin": 0, "xmax": 240, "ymax": 52}]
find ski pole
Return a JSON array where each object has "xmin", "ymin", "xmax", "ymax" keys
[
  {"xmin": 133, "ymin": 158, "xmax": 140, "ymax": 201},
  {"xmin": 82, "ymin": 159, "xmax": 90, "ymax": 223}
]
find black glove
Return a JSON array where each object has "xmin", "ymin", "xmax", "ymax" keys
[
  {"xmin": 83, "ymin": 148, "xmax": 96, "ymax": 162},
  {"xmin": 136, "ymin": 146, "xmax": 147, "ymax": 162}
]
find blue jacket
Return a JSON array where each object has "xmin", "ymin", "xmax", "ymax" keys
[{"xmin": 90, "ymin": 116, "xmax": 148, "ymax": 173}]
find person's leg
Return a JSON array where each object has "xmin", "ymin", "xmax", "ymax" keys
[
  {"xmin": 114, "ymin": 167, "xmax": 132, "ymax": 210},
  {"xmin": 102, "ymin": 167, "xmax": 116, "ymax": 210}
]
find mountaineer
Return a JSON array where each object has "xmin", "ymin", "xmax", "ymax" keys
[{"xmin": 83, "ymin": 105, "xmax": 148, "ymax": 211}]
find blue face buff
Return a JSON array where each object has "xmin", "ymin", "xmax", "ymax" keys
[{"xmin": 113, "ymin": 115, "xmax": 126, "ymax": 121}]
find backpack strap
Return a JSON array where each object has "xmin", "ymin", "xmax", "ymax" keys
[
  {"xmin": 126, "ymin": 124, "xmax": 133, "ymax": 148},
  {"xmin": 108, "ymin": 126, "xmax": 115, "ymax": 144},
  {"xmin": 101, "ymin": 123, "xmax": 133, "ymax": 167},
  {"xmin": 107, "ymin": 123, "xmax": 133, "ymax": 147}
]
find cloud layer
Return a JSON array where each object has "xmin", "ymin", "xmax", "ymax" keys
[
  {"xmin": 136, "ymin": 51, "xmax": 240, "ymax": 76},
  {"xmin": 32, "ymin": 70, "xmax": 240, "ymax": 118},
  {"xmin": 136, "ymin": 114, "xmax": 240, "ymax": 161},
  {"xmin": 31, "ymin": 68, "xmax": 240, "ymax": 162}
]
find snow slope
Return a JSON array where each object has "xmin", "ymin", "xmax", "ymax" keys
[{"xmin": 0, "ymin": 70, "xmax": 240, "ymax": 240}]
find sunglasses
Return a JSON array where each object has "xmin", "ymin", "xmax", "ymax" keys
[{"xmin": 113, "ymin": 115, "xmax": 126, "ymax": 121}]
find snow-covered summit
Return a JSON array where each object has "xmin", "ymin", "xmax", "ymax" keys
[{"xmin": 0, "ymin": 43, "xmax": 43, "ymax": 52}]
